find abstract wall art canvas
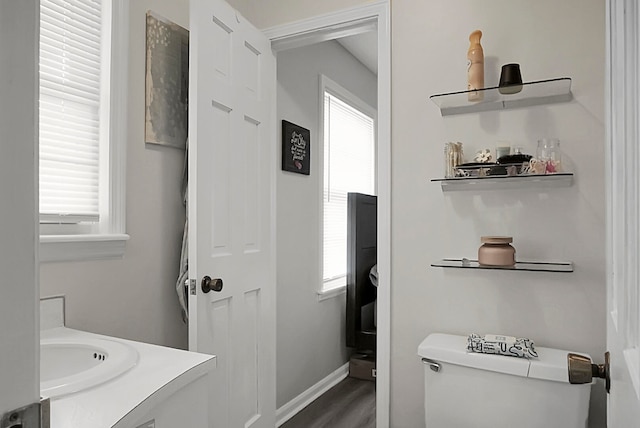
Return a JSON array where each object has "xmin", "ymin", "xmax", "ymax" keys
[{"xmin": 145, "ymin": 11, "xmax": 189, "ymax": 150}]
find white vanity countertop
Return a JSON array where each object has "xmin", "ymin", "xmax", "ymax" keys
[{"xmin": 42, "ymin": 327, "xmax": 216, "ymax": 428}]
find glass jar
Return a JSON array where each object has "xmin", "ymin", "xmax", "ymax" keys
[
  {"xmin": 536, "ymin": 138, "xmax": 562, "ymax": 173},
  {"xmin": 444, "ymin": 142, "xmax": 463, "ymax": 178}
]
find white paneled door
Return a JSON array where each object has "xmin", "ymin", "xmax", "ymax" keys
[
  {"xmin": 188, "ymin": 0, "xmax": 276, "ymax": 427},
  {"xmin": 606, "ymin": 0, "xmax": 640, "ymax": 425},
  {"xmin": 0, "ymin": 0, "xmax": 40, "ymax": 423}
]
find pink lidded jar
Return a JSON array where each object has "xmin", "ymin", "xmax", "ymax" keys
[{"xmin": 478, "ymin": 236, "xmax": 515, "ymax": 266}]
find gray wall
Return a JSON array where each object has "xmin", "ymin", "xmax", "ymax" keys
[
  {"xmin": 391, "ymin": 1, "xmax": 605, "ymax": 426},
  {"xmin": 40, "ymin": 0, "xmax": 189, "ymax": 350},
  {"xmin": 231, "ymin": 0, "xmax": 606, "ymax": 426},
  {"xmin": 35, "ymin": 0, "xmax": 608, "ymax": 425},
  {"xmin": 276, "ymin": 40, "xmax": 377, "ymax": 408}
]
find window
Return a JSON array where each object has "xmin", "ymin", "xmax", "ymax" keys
[
  {"xmin": 321, "ymin": 75, "xmax": 376, "ymax": 294},
  {"xmin": 39, "ymin": 0, "xmax": 128, "ymax": 262}
]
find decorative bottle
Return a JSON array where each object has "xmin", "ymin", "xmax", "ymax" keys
[{"xmin": 467, "ymin": 30, "xmax": 484, "ymax": 101}]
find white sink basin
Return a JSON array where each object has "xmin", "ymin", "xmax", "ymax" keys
[{"xmin": 41, "ymin": 336, "xmax": 139, "ymax": 398}]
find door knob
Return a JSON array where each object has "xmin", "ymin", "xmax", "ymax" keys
[
  {"xmin": 201, "ymin": 276, "xmax": 223, "ymax": 293},
  {"xmin": 568, "ymin": 351, "xmax": 610, "ymax": 393}
]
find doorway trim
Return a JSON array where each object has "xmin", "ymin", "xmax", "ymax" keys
[{"xmin": 264, "ymin": 2, "xmax": 391, "ymax": 426}]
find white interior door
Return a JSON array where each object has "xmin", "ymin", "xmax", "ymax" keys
[
  {"xmin": 188, "ymin": 0, "xmax": 276, "ymax": 427},
  {"xmin": 606, "ymin": 0, "xmax": 640, "ymax": 425},
  {"xmin": 0, "ymin": 0, "xmax": 40, "ymax": 423}
]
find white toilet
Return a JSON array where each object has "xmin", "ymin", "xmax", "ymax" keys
[{"xmin": 417, "ymin": 333, "xmax": 592, "ymax": 428}]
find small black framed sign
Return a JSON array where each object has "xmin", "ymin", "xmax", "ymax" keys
[{"xmin": 281, "ymin": 120, "xmax": 310, "ymax": 175}]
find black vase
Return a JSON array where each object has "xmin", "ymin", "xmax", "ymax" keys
[{"xmin": 498, "ymin": 63, "xmax": 523, "ymax": 94}]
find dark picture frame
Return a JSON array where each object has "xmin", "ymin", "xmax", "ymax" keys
[{"xmin": 281, "ymin": 120, "xmax": 310, "ymax": 175}]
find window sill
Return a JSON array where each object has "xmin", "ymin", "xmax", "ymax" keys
[
  {"xmin": 39, "ymin": 234, "xmax": 130, "ymax": 263},
  {"xmin": 317, "ymin": 285, "xmax": 346, "ymax": 302}
]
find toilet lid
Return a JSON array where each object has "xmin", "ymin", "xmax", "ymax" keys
[{"xmin": 418, "ymin": 333, "xmax": 592, "ymax": 384}]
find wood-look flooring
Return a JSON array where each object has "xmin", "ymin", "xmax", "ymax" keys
[{"xmin": 281, "ymin": 377, "xmax": 375, "ymax": 428}]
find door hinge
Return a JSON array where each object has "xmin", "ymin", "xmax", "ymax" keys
[
  {"xmin": 1, "ymin": 398, "xmax": 48, "ymax": 428},
  {"xmin": 189, "ymin": 279, "xmax": 197, "ymax": 295}
]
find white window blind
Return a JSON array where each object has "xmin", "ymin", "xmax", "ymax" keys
[
  {"xmin": 323, "ymin": 92, "xmax": 375, "ymax": 287},
  {"xmin": 39, "ymin": 0, "xmax": 103, "ymax": 222}
]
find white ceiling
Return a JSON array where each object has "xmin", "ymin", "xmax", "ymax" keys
[{"xmin": 337, "ymin": 31, "xmax": 378, "ymax": 75}]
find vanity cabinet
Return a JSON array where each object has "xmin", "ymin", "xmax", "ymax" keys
[
  {"xmin": 429, "ymin": 77, "xmax": 574, "ymax": 273},
  {"xmin": 131, "ymin": 376, "xmax": 210, "ymax": 428}
]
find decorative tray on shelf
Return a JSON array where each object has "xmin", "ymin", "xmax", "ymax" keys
[
  {"xmin": 430, "ymin": 77, "xmax": 573, "ymax": 116},
  {"xmin": 431, "ymin": 258, "xmax": 574, "ymax": 273}
]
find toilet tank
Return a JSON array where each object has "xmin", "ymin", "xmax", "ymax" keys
[{"xmin": 417, "ymin": 333, "xmax": 591, "ymax": 428}]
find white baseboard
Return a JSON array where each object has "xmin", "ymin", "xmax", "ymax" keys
[{"xmin": 276, "ymin": 362, "xmax": 350, "ymax": 427}]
